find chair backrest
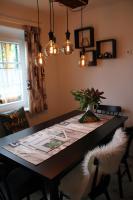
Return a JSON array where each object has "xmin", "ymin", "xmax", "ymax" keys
[
  {"xmin": 95, "ymin": 104, "xmax": 122, "ymax": 116},
  {"xmin": 90, "ymin": 157, "xmax": 110, "ymax": 193},
  {"xmin": 82, "ymin": 128, "xmax": 128, "ymax": 197},
  {"xmin": 123, "ymin": 127, "xmax": 133, "ymax": 160}
]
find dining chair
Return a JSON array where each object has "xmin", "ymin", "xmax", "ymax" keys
[
  {"xmin": 0, "ymin": 108, "xmax": 48, "ymax": 200},
  {"xmin": 95, "ymin": 104, "xmax": 133, "ymax": 198},
  {"xmin": 95, "ymin": 104, "xmax": 122, "ymax": 116},
  {"xmin": 86, "ymin": 158, "xmax": 111, "ymax": 200},
  {"xmin": 59, "ymin": 158, "xmax": 111, "ymax": 200},
  {"xmin": 59, "ymin": 128, "xmax": 128, "ymax": 200},
  {"xmin": 0, "ymin": 162, "xmax": 48, "ymax": 200},
  {"xmin": 117, "ymin": 126, "xmax": 133, "ymax": 198}
]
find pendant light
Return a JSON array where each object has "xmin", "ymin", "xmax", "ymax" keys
[
  {"xmin": 79, "ymin": 6, "xmax": 86, "ymax": 67},
  {"xmin": 35, "ymin": 0, "xmax": 45, "ymax": 66},
  {"xmin": 79, "ymin": 47, "xmax": 87, "ymax": 67},
  {"xmin": 45, "ymin": 0, "xmax": 59, "ymax": 56},
  {"xmin": 62, "ymin": 8, "xmax": 73, "ymax": 55},
  {"xmin": 51, "ymin": 0, "xmax": 59, "ymax": 55}
]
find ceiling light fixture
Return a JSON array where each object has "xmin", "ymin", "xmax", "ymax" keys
[
  {"xmin": 62, "ymin": 8, "xmax": 73, "ymax": 55},
  {"xmin": 45, "ymin": 0, "xmax": 59, "ymax": 56},
  {"xmin": 35, "ymin": 0, "xmax": 46, "ymax": 66},
  {"xmin": 79, "ymin": 48, "xmax": 86, "ymax": 67},
  {"xmin": 51, "ymin": 0, "xmax": 59, "ymax": 55},
  {"xmin": 79, "ymin": 6, "xmax": 86, "ymax": 67}
]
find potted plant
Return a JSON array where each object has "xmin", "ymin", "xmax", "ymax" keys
[{"xmin": 71, "ymin": 87, "xmax": 106, "ymax": 111}]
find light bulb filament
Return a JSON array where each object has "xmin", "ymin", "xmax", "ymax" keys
[{"xmin": 79, "ymin": 55, "xmax": 86, "ymax": 67}]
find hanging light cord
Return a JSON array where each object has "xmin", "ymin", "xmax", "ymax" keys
[
  {"xmin": 52, "ymin": 0, "xmax": 55, "ymax": 33},
  {"xmin": 37, "ymin": 0, "xmax": 41, "ymax": 49},
  {"xmin": 81, "ymin": 6, "xmax": 84, "ymax": 49},
  {"xmin": 49, "ymin": 0, "xmax": 52, "ymax": 32},
  {"xmin": 81, "ymin": 6, "xmax": 83, "ymax": 29},
  {"xmin": 37, "ymin": 0, "xmax": 40, "ymax": 31},
  {"xmin": 67, "ymin": 8, "xmax": 68, "ymax": 32}
]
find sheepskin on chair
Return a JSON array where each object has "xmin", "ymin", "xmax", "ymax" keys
[
  {"xmin": 60, "ymin": 128, "xmax": 128, "ymax": 200},
  {"xmin": 81, "ymin": 127, "xmax": 128, "ymax": 199}
]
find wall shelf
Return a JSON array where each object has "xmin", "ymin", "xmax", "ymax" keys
[
  {"xmin": 74, "ymin": 26, "xmax": 94, "ymax": 49},
  {"xmin": 86, "ymin": 50, "xmax": 97, "ymax": 66},
  {"xmin": 96, "ymin": 39, "xmax": 116, "ymax": 59}
]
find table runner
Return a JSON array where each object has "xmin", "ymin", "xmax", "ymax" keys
[{"xmin": 3, "ymin": 114, "xmax": 112, "ymax": 165}]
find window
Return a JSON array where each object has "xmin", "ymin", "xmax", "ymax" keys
[{"xmin": 0, "ymin": 26, "xmax": 28, "ymax": 112}]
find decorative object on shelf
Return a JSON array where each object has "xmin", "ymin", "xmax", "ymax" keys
[
  {"xmin": 35, "ymin": 0, "xmax": 46, "ymax": 66},
  {"xmin": 62, "ymin": 8, "xmax": 73, "ymax": 55},
  {"xmin": 74, "ymin": 26, "xmax": 94, "ymax": 49},
  {"xmin": 96, "ymin": 39, "xmax": 116, "ymax": 59},
  {"xmin": 71, "ymin": 87, "xmax": 106, "ymax": 111},
  {"xmin": 45, "ymin": 0, "xmax": 59, "ymax": 56}
]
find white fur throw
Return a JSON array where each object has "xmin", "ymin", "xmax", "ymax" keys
[
  {"xmin": 82, "ymin": 127, "xmax": 128, "ymax": 176},
  {"xmin": 60, "ymin": 128, "xmax": 128, "ymax": 200}
]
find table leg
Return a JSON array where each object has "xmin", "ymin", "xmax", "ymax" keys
[{"xmin": 49, "ymin": 179, "xmax": 60, "ymax": 200}]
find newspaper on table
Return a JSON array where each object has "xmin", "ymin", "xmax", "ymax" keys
[{"xmin": 3, "ymin": 113, "xmax": 112, "ymax": 165}]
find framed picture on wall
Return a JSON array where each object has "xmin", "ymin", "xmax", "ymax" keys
[{"xmin": 74, "ymin": 26, "xmax": 94, "ymax": 49}]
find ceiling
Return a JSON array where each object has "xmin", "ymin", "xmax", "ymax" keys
[
  {"xmin": 1, "ymin": 0, "xmax": 122, "ymax": 12},
  {"xmin": 1, "ymin": 0, "xmax": 66, "ymax": 12}
]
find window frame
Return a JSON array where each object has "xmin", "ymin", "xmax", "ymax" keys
[{"xmin": 0, "ymin": 33, "xmax": 28, "ymax": 113}]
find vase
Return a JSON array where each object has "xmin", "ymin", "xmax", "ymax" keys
[{"xmin": 86, "ymin": 104, "xmax": 94, "ymax": 112}]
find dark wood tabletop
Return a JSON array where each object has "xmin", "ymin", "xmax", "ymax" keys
[
  {"xmin": 0, "ymin": 110, "xmax": 128, "ymax": 200},
  {"xmin": 0, "ymin": 110, "xmax": 128, "ymax": 182}
]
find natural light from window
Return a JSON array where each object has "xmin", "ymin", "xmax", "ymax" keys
[
  {"xmin": 0, "ymin": 41, "xmax": 23, "ymax": 104},
  {"xmin": 0, "ymin": 25, "xmax": 28, "ymax": 112}
]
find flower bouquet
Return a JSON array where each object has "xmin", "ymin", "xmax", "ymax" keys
[{"xmin": 71, "ymin": 88, "xmax": 106, "ymax": 123}]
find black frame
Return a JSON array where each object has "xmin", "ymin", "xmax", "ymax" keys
[
  {"xmin": 80, "ymin": 50, "xmax": 97, "ymax": 66},
  {"xmin": 74, "ymin": 26, "xmax": 94, "ymax": 49},
  {"xmin": 96, "ymin": 39, "xmax": 116, "ymax": 59},
  {"xmin": 87, "ymin": 50, "xmax": 97, "ymax": 66}
]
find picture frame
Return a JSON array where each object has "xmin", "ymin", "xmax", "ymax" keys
[{"xmin": 74, "ymin": 26, "xmax": 94, "ymax": 49}]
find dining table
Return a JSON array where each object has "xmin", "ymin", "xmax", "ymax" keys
[{"xmin": 0, "ymin": 110, "xmax": 128, "ymax": 200}]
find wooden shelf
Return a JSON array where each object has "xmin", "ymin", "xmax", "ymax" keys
[{"xmin": 96, "ymin": 39, "xmax": 116, "ymax": 59}]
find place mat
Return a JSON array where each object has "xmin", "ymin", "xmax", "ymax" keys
[{"xmin": 3, "ymin": 113, "xmax": 112, "ymax": 165}]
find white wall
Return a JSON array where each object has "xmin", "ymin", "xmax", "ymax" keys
[
  {"xmin": 0, "ymin": 0, "xmax": 133, "ymax": 126},
  {"xmin": 56, "ymin": 0, "xmax": 133, "ymax": 126}
]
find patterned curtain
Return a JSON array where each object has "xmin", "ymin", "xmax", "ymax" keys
[{"xmin": 24, "ymin": 25, "xmax": 47, "ymax": 114}]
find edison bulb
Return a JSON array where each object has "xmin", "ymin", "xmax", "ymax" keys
[
  {"xmin": 35, "ymin": 52, "xmax": 45, "ymax": 66},
  {"xmin": 45, "ymin": 40, "xmax": 55, "ymax": 56},
  {"xmin": 53, "ymin": 43, "xmax": 59, "ymax": 55},
  {"xmin": 62, "ymin": 40, "xmax": 73, "ymax": 55},
  {"xmin": 79, "ymin": 54, "xmax": 86, "ymax": 67}
]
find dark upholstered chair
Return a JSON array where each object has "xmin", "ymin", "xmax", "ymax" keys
[
  {"xmin": 0, "ymin": 162, "xmax": 47, "ymax": 200},
  {"xmin": 0, "ymin": 108, "xmax": 47, "ymax": 200},
  {"xmin": 117, "ymin": 126, "xmax": 133, "ymax": 198},
  {"xmin": 95, "ymin": 104, "xmax": 122, "ymax": 116}
]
